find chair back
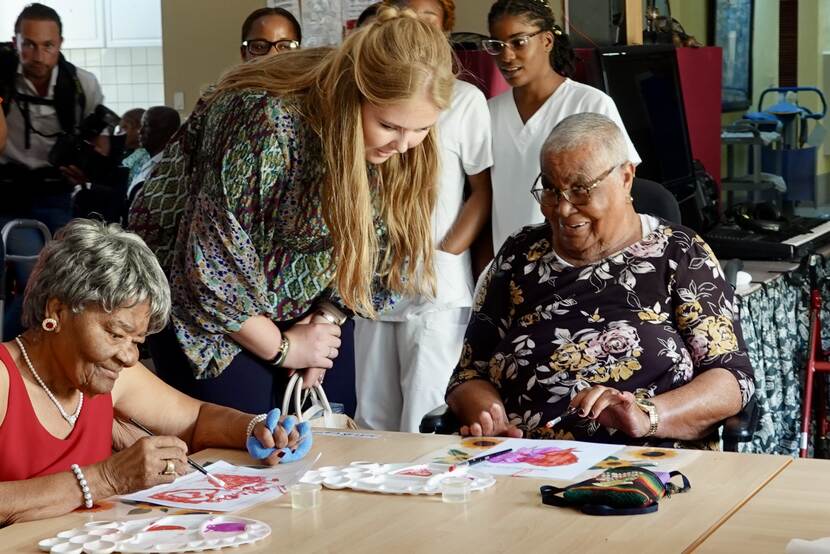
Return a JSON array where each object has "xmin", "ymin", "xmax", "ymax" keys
[
  {"xmin": 631, "ymin": 177, "xmax": 682, "ymax": 224},
  {"xmin": 1, "ymin": 219, "xmax": 52, "ymax": 340}
]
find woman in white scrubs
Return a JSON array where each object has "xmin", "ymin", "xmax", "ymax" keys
[
  {"xmin": 486, "ymin": 0, "xmax": 640, "ymax": 253},
  {"xmin": 354, "ymin": 0, "xmax": 494, "ymax": 432}
]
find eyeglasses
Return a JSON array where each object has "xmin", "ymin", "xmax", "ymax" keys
[
  {"xmin": 242, "ymin": 39, "xmax": 299, "ymax": 56},
  {"xmin": 481, "ymin": 30, "xmax": 544, "ymax": 56},
  {"xmin": 530, "ymin": 164, "xmax": 621, "ymax": 207}
]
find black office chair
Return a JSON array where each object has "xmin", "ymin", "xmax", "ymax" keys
[
  {"xmin": 420, "ymin": 177, "xmax": 759, "ymax": 451},
  {"xmin": 631, "ymin": 177, "xmax": 683, "ymax": 224}
]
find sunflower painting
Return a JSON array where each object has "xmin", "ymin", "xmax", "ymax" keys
[{"xmin": 591, "ymin": 456, "xmax": 655, "ymax": 470}]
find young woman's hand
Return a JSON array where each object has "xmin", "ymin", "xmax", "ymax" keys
[{"xmin": 282, "ymin": 313, "xmax": 341, "ymax": 371}]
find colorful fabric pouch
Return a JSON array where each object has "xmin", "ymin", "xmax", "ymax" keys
[{"xmin": 540, "ymin": 466, "xmax": 690, "ymax": 515}]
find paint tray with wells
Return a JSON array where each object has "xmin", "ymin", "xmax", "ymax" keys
[
  {"xmin": 299, "ymin": 461, "xmax": 496, "ymax": 495},
  {"xmin": 36, "ymin": 514, "xmax": 271, "ymax": 553}
]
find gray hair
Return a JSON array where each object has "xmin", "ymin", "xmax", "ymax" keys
[
  {"xmin": 541, "ymin": 112, "xmax": 629, "ymax": 168},
  {"xmin": 22, "ymin": 219, "xmax": 171, "ymax": 334}
]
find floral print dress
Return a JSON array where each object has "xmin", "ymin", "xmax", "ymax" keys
[{"xmin": 446, "ymin": 219, "xmax": 755, "ymax": 448}]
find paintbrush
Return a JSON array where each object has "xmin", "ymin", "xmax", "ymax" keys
[
  {"xmin": 449, "ymin": 448, "xmax": 513, "ymax": 472},
  {"xmin": 544, "ymin": 406, "xmax": 579, "ymax": 429},
  {"xmin": 129, "ymin": 418, "xmax": 228, "ymax": 489}
]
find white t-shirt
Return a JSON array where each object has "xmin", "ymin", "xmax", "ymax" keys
[
  {"xmin": 489, "ymin": 78, "xmax": 641, "ymax": 252},
  {"xmin": 1, "ymin": 63, "xmax": 104, "ymax": 170},
  {"xmin": 380, "ymin": 79, "xmax": 493, "ymax": 320}
]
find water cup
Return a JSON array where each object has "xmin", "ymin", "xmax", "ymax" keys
[
  {"xmin": 441, "ymin": 476, "xmax": 471, "ymax": 504},
  {"xmin": 289, "ymin": 482, "xmax": 321, "ymax": 509}
]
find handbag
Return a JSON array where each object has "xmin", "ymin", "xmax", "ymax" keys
[
  {"xmin": 540, "ymin": 466, "xmax": 690, "ymax": 516},
  {"xmin": 281, "ymin": 373, "xmax": 359, "ymax": 430}
]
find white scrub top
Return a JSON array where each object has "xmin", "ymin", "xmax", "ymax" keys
[{"xmin": 489, "ymin": 78, "xmax": 641, "ymax": 253}]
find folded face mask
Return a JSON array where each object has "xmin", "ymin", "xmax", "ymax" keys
[{"xmin": 540, "ymin": 466, "xmax": 691, "ymax": 516}]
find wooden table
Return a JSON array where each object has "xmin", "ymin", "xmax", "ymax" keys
[
  {"xmin": 696, "ymin": 457, "xmax": 830, "ymax": 552},
  {"xmin": 1, "ymin": 431, "xmax": 791, "ymax": 554}
]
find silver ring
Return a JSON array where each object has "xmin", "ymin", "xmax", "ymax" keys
[{"xmin": 162, "ymin": 460, "xmax": 176, "ymax": 475}]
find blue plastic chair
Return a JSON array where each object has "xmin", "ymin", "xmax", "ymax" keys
[{"xmin": 0, "ymin": 219, "xmax": 52, "ymax": 340}]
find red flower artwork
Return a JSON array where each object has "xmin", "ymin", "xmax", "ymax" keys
[
  {"xmin": 150, "ymin": 474, "xmax": 284, "ymax": 505},
  {"xmin": 488, "ymin": 447, "xmax": 579, "ymax": 467}
]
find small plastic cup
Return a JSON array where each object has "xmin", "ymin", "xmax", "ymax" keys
[
  {"xmin": 289, "ymin": 482, "xmax": 321, "ymax": 509},
  {"xmin": 441, "ymin": 476, "xmax": 471, "ymax": 504}
]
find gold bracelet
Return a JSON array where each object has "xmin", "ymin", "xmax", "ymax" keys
[{"xmin": 269, "ymin": 335, "xmax": 290, "ymax": 367}]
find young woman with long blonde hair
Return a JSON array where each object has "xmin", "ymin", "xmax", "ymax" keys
[
  {"xmin": 130, "ymin": 7, "xmax": 455, "ymax": 413},
  {"xmin": 354, "ymin": 0, "xmax": 494, "ymax": 432}
]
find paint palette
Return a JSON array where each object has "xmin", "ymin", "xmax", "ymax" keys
[
  {"xmin": 37, "ymin": 514, "xmax": 270, "ymax": 553},
  {"xmin": 300, "ymin": 461, "xmax": 496, "ymax": 496}
]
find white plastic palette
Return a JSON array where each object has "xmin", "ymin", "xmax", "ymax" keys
[
  {"xmin": 37, "ymin": 514, "xmax": 270, "ymax": 553},
  {"xmin": 300, "ymin": 461, "xmax": 496, "ymax": 495}
]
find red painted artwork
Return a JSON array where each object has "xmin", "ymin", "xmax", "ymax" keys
[
  {"xmin": 150, "ymin": 474, "xmax": 284, "ymax": 505},
  {"xmin": 488, "ymin": 447, "xmax": 579, "ymax": 467}
]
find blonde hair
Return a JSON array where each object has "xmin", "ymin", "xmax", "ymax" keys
[
  {"xmin": 205, "ymin": 7, "xmax": 454, "ymax": 316},
  {"xmin": 384, "ymin": 0, "xmax": 456, "ymax": 31}
]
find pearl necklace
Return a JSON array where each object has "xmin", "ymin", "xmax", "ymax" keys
[{"xmin": 14, "ymin": 336, "xmax": 83, "ymax": 427}]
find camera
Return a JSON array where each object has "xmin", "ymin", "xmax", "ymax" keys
[{"xmin": 48, "ymin": 104, "xmax": 121, "ymax": 182}]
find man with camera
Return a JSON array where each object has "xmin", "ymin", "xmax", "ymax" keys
[{"xmin": 0, "ymin": 3, "xmax": 108, "ymax": 235}]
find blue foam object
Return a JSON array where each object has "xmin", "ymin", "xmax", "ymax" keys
[{"xmin": 245, "ymin": 408, "xmax": 313, "ymax": 462}]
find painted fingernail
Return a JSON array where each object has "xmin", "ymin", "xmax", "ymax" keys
[
  {"xmin": 277, "ymin": 450, "xmax": 286, "ymax": 458},
  {"xmin": 579, "ymin": 410, "xmax": 587, "ymax": 417}
]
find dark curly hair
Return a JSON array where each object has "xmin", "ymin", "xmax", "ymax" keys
[{"xmin": 487, "ymin": 0, "xmax": 575, "ymax": 78}]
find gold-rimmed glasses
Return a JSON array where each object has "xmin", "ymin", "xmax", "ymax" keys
[{"xmin": 530, "ymin": 164, "xmax": 621, "ymax": 207}]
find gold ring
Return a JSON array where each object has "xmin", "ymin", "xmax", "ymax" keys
[
  {"xmin": 318, "ymin": 310, "xmax": 339, "ymax": 325},
  {"xmin": 162, "ymin": 460, "xmax": 176, "ymax": 475}
]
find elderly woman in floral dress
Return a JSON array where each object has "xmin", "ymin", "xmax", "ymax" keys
[{"xmin": 446, "ymin": 113, "xmax": 754, "ymax": 448}]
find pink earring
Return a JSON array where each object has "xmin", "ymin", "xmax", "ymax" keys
[{"xmin": 42, "ymin": 318, "xmax": 58, "ymax": 332}]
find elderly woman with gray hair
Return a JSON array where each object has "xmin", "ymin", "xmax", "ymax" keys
[
  {"xmin": 446, "ymin": 113, "xmax": 755, "ymax": 449},
  {"xmin": 0, "ymin": 219, "xmax": 307, "ymax": 525}
]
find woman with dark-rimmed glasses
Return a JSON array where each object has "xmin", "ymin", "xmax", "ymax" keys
[
  {"xmin": 239, "ymin": 7, "xmax": 301, "ymax": 63},
  {"xmin": 484, "ymin": 0, "xmax": 640, "ymax": 255}
]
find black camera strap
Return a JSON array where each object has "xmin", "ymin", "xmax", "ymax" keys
[
  {"xmin": 16, "ymin": 93, "xmax": 63, "ymax": 148},
  {"xmin": 5, "ymin": 54, "xmax": 86, "ymax": 150}
]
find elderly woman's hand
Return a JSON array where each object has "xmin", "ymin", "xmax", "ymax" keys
[
  {"xmin": 460, "ymin": 401, "xmax": 524, "ymax": 438},
  {"xmin": 97, "ymin": 436, "xmax": 190, "ymax": 495},
  {"xmin": 570, "ymin": 386, "xmax": 652, "ymax": 438},
  {"xmin": 246, "ymin": 408, "xmax": 311, "ymax": 465}
]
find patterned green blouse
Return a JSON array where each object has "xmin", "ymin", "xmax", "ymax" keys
[
  {"xmin": 132, "ymin": 89, "xmax": 384, "ymax": 378},
  {"xmin": 447, "ymin": 220, "xmax": 755, "ymax": 448}
]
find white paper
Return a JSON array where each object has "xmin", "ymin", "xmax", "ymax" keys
[
  {"xmin": 301, "ymin": 0, "xmax": 344, "ymax": 47},
  {"xmin": 786, "ymin": 537, "xmax": 830, "ymax": 554},
  {"xmin": 313, "ymin": 430, "xmax": 380, "ymax": 439},
  {"xmin": 120, "ymin": 457, "xmax": 318, "ymax": 512},
  {"xmin": 266, "ymin": 0, "xmax": 301, "ymax": 19},
  {"xmin": 420, "ymin": 438, "xmax": 624, "ymax": 480},
  {"xmin": 342, "ymin": 0, "xmax": 377, "ymax": 22}
]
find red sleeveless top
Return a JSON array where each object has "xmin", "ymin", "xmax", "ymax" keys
[{"xmin": 0, "ymin": 344, "xmax": 113, "ymax": 481}]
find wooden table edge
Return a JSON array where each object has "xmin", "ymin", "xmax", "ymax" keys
[{"xmin": 682, "ymin": 456, "xmax": 794, "ymax": 553}]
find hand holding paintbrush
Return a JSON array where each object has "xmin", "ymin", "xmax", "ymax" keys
[
  {"xmin": 544, "ymin": 406, "xmax": 579, "ymax": 429},
  {"xmin": 129, "ymin": 418, "xmax": 228, "ymax": 488}
]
